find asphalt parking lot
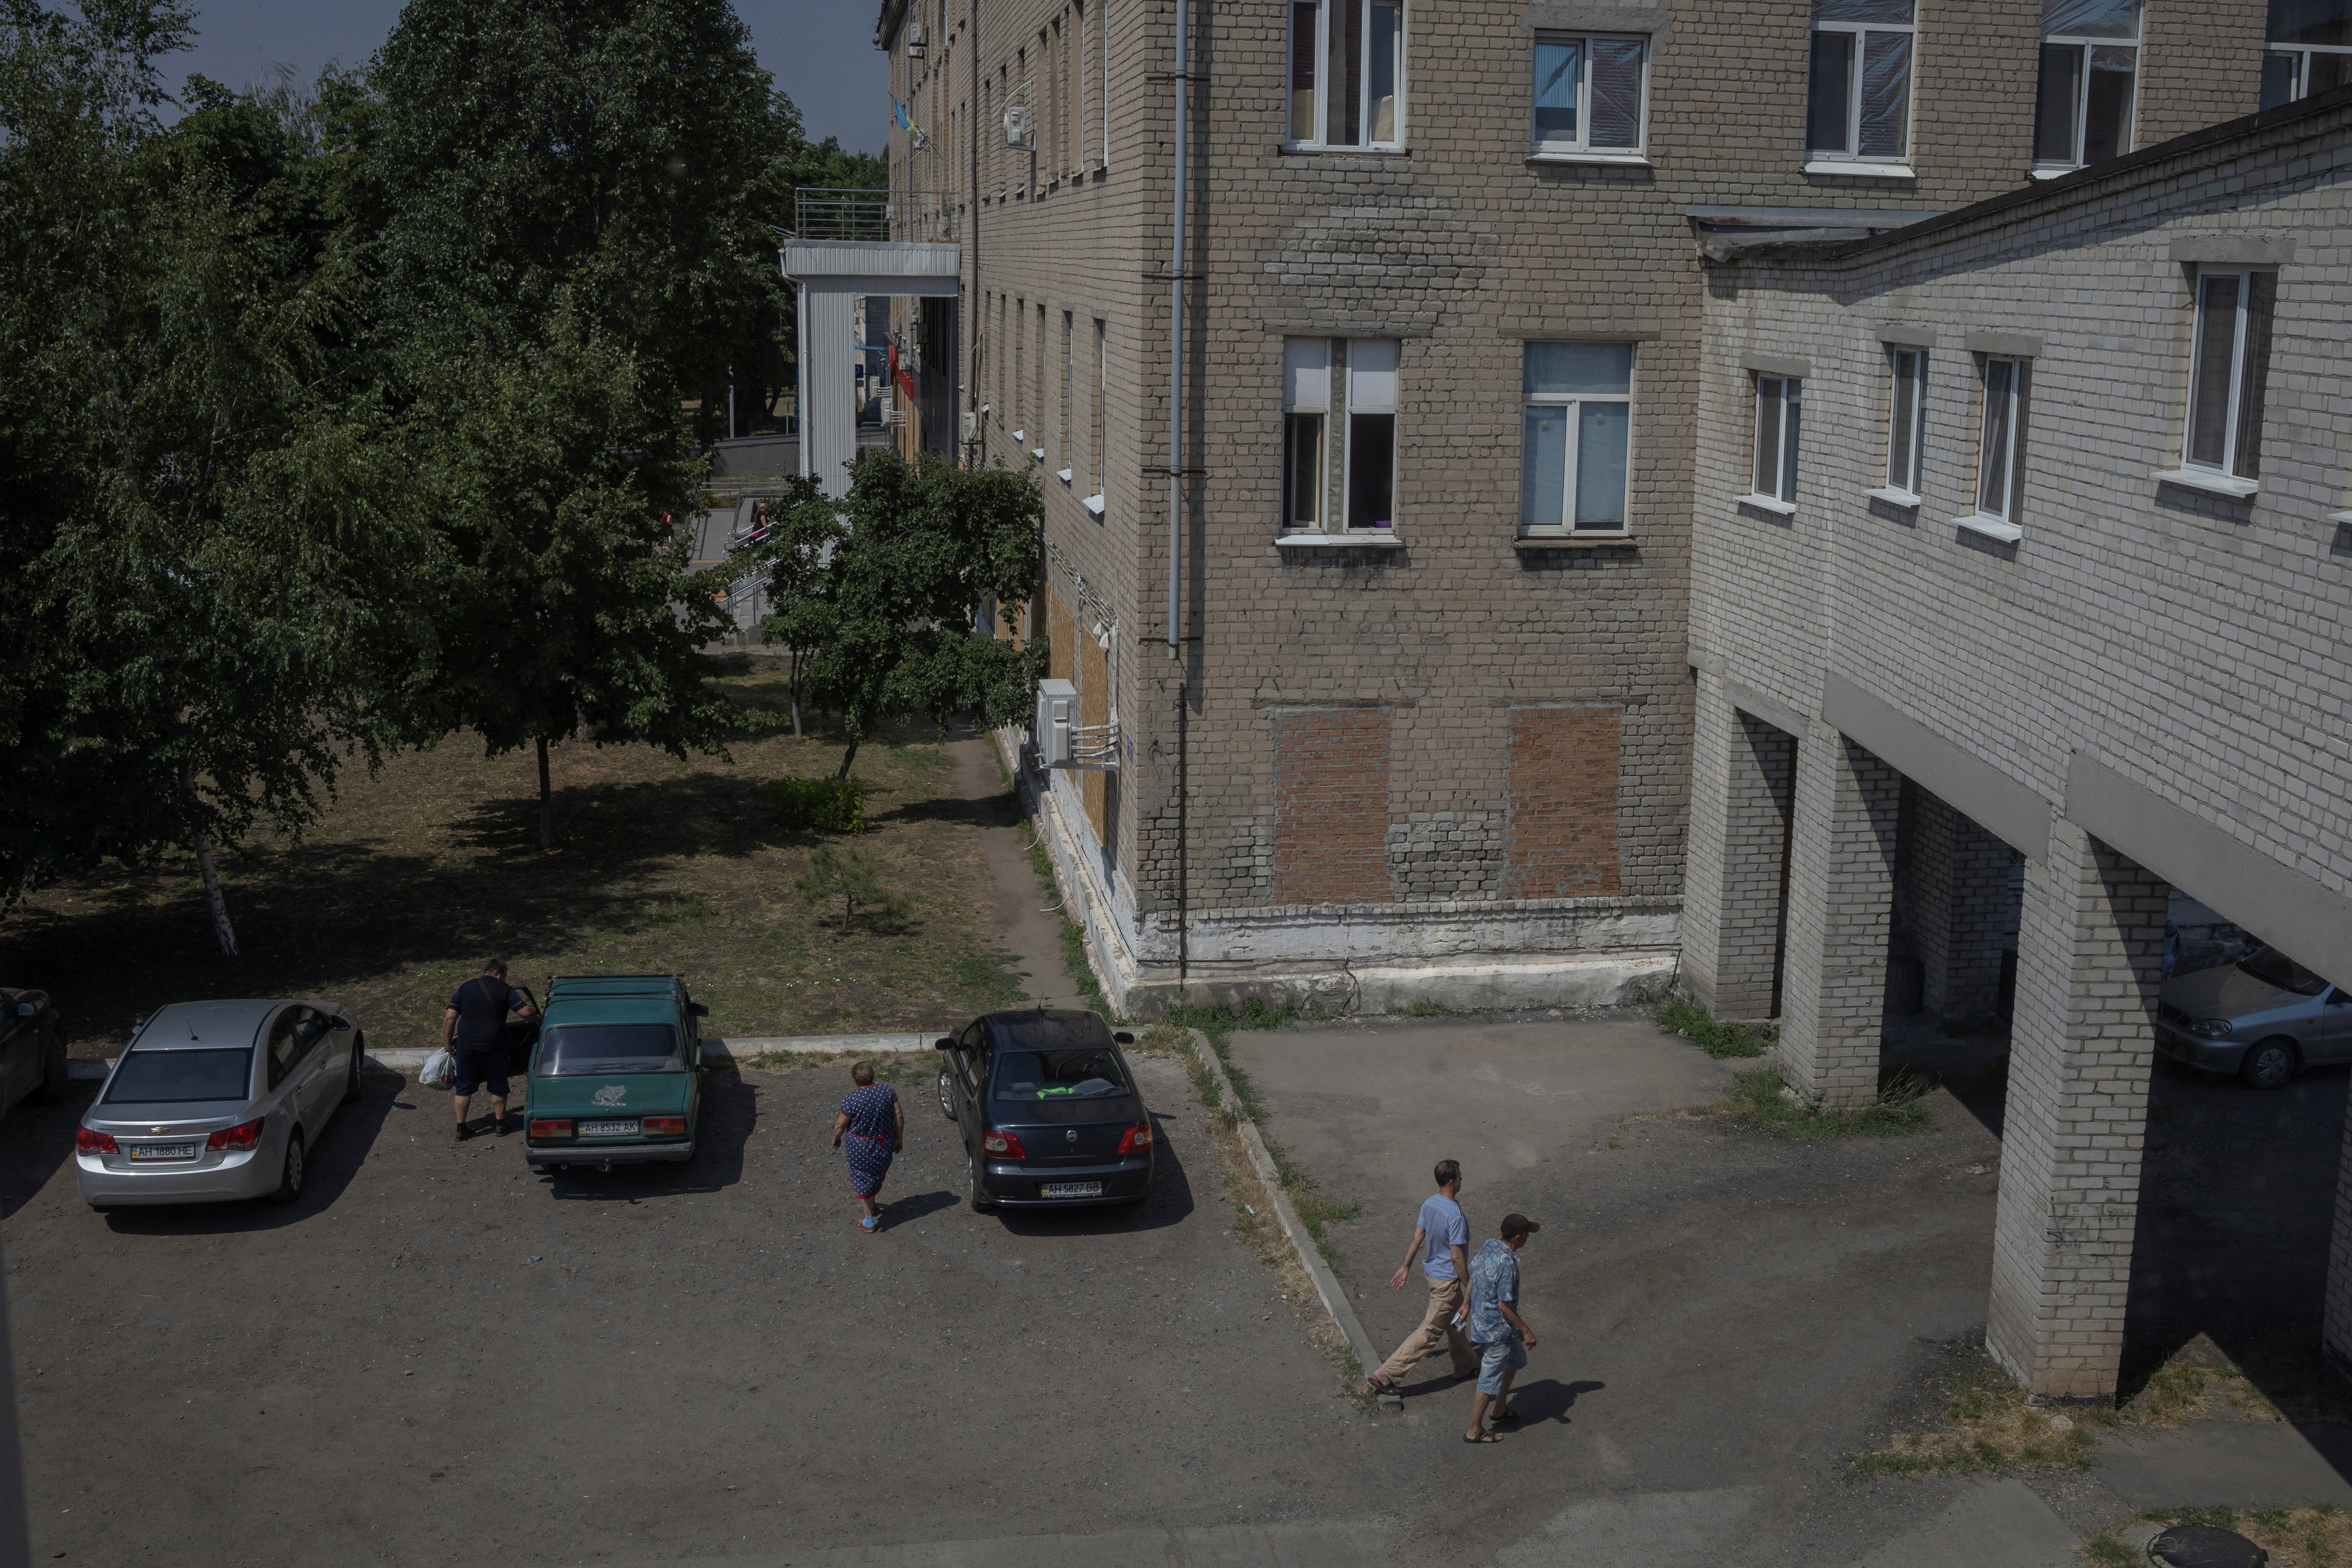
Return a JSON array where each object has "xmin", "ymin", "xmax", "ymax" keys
[
  {"xmin": 13, "ymin": 1008, "xmax": 2347, "ymax": 1567},
  {"xmin": 2, "ymin": 1051, "xmax": 1395, "ymax": 1568}
]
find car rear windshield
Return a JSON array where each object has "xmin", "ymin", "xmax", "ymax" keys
[
  {"xmin": 104, "ymin": 1049, "xmax": 252, "ymax": 1104},
  {"xmin": 538, "ymin": 1024, "xmax": 681, "ymax": 1076},
  {"xmin": 2239, "ymin": 948, "xmax": 2331, "ymax": 997},
  {"xmin": 990, "ymin": 1048, "xmax": 1132, "ymax": 1103}
]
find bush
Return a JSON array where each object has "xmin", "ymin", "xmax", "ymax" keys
[{"xmin": 773, "ymin": 774, "xmax": 865, "ymax": 833}]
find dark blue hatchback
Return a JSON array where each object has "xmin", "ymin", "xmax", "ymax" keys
[{"xmin": 933, "ymin": 1009, "xmax": 1154, "ymax": 1210}]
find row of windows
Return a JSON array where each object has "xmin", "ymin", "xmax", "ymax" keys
[
  {"xmin": 1276, "ymin": 337, "xmax": 1635, "ymax": 540},
  {"xmin": 1260, "ymin": 270, "xmax": 2280, "ymax": 546},
  {"xmin": 992, "ymin": 293, "xmax": 1110, "ymax": 515},
  {"xmin": 1270, "ymin": 0, "xmax": 2348, "ymax": 174},
  {"xmin": 1741, "ymin": 267, "xmax": 2276, "ymax": 537}
]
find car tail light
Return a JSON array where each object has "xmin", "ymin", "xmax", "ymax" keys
[
  {"xmin": 1117, "ymin": 1123, "xmax": 1155, "ymax": 1155},
  {"xmin": 528, "ymin": 1119, "xmax": 573, "ymax": 1139},
  {"xmin": 642, "ymin": 1115, "xmax": 686, "ymax": 1135},
  {"xmin": 206, "ymin": 1116, "xmax": 265, "ymax": 1152},
  {"xmin": 76, "ymin": 1128, "xmax": 118, "ymax": 1156},
  {"xmin": 982, "ymin": 1129, "xmax": 1027, "ymax": 1158}
]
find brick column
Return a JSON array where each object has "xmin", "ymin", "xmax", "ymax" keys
[
  {"xmin": 1779, "ymin": 728, "xmax": 1902, "ymax": 1107},
  {"xmin": 1682, "ymin": 674, "xmax": 1795, "ymax": 1020},
  {"xmin": 1911, "ymin": 791, "xmax": 2024, "ymax": 1020},
  {"xmin": 1985, "ymin": 821, "xmax": 2166, "ymax": 1400}
]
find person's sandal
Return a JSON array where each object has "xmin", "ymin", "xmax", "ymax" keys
[
  {"xmin": 494, "ymin": 1116, "xmax": 513, "ymax": 1137},
  {"xmin": 1463, "ymin": 1430, "xmax": 1501, "ymax": 1444},
  {"xmin": 1495, "ymin": 1405, "xmax": 1522, "ymax": 1423},
  {"xmin": 453, "ymin": 1124, "xmax": 472, "ymax": 1142},
  {"xmin": 859, "ymin": 1215, "xmax": 878, "ymax": 1232}
]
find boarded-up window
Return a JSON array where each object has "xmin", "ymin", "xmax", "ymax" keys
[
  {"xmin": 1504, "ymin": 706, "xmax": 1622, "ymax": 898},
  {"xmin": 1271, "ymin": 708, "xmax": 1391, "ymax": 905}
]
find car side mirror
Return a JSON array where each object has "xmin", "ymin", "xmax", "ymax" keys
[
  {"xmin": 934, "ymin": 1037, "xmax": 954, "ymax": 1051},
  {"xmin": 1113, "ymin": 1031, "xmax": 1134, "ymax": 1045},
  {"xmin": 332, "ymin": 1017, "xmax": 352, "ymax": 1031},
  {"xmin": 687, "ymin": 1002, "xmax": 710, "ymax": 1018}
]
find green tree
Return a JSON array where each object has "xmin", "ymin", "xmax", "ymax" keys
[
  {"xmin": 790, "ymin": 451, "xmax": 1048, "ymax": 780},
  {"xmin": 365, "ymin": 0, "xmax": 808, "ymax": 846},
  {"xmin": 748, "ymin": 476, "xmax": 846, "ymax": 738},
  {"xmin": 792, "ymin": 842, "xmax": 899, "ymax": 935},
  {"xmin": 0, "ymin": 3, "xmax": 434, "ymax": 949}
]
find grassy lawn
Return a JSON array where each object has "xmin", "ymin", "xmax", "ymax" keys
[{"xmin": 1, "ymin": 659, "xmax": 1026, "ymax": 1056}]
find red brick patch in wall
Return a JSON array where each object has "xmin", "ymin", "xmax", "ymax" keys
[
  {"xmin": 1506, "ymin": 706, "xmax": 1622, "ymax": 898},
  {"xmin": 1270, "ymin": 708, "xmax": 1391, "ymax": 906}
]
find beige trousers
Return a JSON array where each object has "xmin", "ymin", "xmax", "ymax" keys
[{"xmin": 1376, "ymin": 1275, "xmax": 1477, "ymax": 1383}]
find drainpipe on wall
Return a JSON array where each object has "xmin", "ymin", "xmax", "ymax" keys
[{"xmin": 1165, "ymin": 0, "xmax": 1188, "ymax": 662}]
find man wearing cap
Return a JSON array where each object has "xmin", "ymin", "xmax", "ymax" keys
[{"xmin": 1462, "ymin": 1212, "xmax": 1540, "ymax": 1443}]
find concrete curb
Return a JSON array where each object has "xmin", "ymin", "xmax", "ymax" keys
[
  {"xmin": 1183, "ymin": 1027, "xmax": 1395, "ymax": 1407},
  {"xmin": 63, "ymin": 1033, "xmax": 944, "ymax": 1084}
]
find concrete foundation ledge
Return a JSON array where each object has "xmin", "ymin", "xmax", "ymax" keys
[{"xmin": 1114, "ymin": 951, "xmax": 1678, "ymax": 1017}]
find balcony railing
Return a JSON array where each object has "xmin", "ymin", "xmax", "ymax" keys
[{"xmin": 789, "ymin": 188, "xmax": 961, "ymax": 245}]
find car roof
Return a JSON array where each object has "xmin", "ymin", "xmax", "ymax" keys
[
  {"xmin": 982, "ymin": 1009, "xmax": 1115, "ymax": 1051},
  {"xmin": 543, "ymin": 996, "xmax": 682, "ymax": 1027},
  {"xmin": 547, "ymin": 974, "xmax": 686, "ymax": 999},
  {"xmin": 133, "ymin": 1000, "xmax": 281, "ymax": 1050}
]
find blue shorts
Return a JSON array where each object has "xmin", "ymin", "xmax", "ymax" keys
[
  {"xmin": 1475, "ymin": 1339, "xmax": 1527, "ymax": 1395},
  {"xmin": 452, "ymin": 1049, "xmax": 508, "ymax": 1098}
]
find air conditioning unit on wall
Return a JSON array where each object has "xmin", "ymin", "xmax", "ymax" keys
[
  {"xmin": 1003, "ymin": 103, "xmax": 1034, "ymax": 149},
  {"xmin": 1034, "ymin": 679, "xmax": 1075, "ymax": 767}
]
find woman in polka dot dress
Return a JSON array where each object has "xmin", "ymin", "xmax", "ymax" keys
[{"xmin": 830, "ymin": 1060, "xmax": 904, "ymax": 1232}]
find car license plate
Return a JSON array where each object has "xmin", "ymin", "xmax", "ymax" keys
[
  {"xmin": 128, "ymin": 1143, "xmax": 199, "ymax": 1161},
  {"xmin": 1040, "ymin": 1181, "xmax": 1103, "ymax": 1199},
  {"xmin": 579, "ymin": 1120, "xmax": 639, "ymax": 1138}
]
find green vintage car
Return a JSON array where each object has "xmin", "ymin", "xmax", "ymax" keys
[{"xmin": 523, "ymin": 974, "xmax": 710, "ymax": 1171}]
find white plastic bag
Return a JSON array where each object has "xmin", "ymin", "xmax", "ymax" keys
[{"xmin": 419, "ymin": 1048, "xmax": 454, "ymax": 1091}]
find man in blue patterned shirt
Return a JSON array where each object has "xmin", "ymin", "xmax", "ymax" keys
[{"xmin": 1462, "ymin": 1212, "xmax": 1539, "ymax": 1443}]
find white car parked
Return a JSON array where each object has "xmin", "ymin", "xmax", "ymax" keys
[{"xmin": 76, "ymin": 999, "xmax": 363, "ymax": 1209}]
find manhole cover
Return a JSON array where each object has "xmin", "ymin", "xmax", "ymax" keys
[{"xmin": 2149, "ymin": 1523, "xmax": 2267, "ymax": 1568}]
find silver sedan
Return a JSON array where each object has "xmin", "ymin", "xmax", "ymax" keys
[
  {"xmin": 76, "ymin": 999, "xmax": 365, "ymax": 1209},
  {"xmin": 2156, "ymin": 947, "xmax": 2349, "ymax": 1090}
]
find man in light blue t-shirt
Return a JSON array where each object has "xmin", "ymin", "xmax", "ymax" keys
[{"xmin": 1367, "ymin": 1159, "xmax": 1478, "ymax": 1393}]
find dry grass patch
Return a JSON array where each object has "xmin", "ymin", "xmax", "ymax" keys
[
  {"xmin": 3, "ymin": 662, "xmax": 1027, "ymax": 1054},
  {"xmin": 1853, "ymin": 1334, "xmax": 2352, "ymax": 1479},
  {"xmin": 2082, "ymin": 1506, "xmax": 2352, "ymax": 1568}
]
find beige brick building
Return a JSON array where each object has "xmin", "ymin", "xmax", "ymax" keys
[
  {"xmin": 864, "ymin": 0, "xmax": 2301, "ymax": 1014},
  {"xmin": 1682, "ymin": 88, "xmax": 2352, "ymax": 1398}
]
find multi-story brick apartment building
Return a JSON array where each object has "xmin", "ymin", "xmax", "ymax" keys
[
  {"xmin": 1682, "ymin": 86, "xmax": 2352, "ymax": 1399},
  {"xmin": 862, "ymin": 0, "xmax": 2313, "ymax": 1014}
]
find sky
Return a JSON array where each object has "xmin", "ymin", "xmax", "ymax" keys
[{"xmin": 165, "ymin": 0, "xmax": 889, "ymax": 153}]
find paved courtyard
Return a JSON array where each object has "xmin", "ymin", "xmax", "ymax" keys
[{"xmin": 10, "ymin": 1007, "xmax": 2351, "ymax": 1566}]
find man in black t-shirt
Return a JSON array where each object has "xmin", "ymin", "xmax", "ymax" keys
[{"xmin": 441, "ymin": 960, "xmax": 538, "ymax": 1140}]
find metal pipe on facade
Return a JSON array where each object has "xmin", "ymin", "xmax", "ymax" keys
[{"xmin": 1165, "ymin": 0, "xmax": 1187, "ymax": 660}]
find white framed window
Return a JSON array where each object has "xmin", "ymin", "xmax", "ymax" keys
[
  {"xmin": 1805, "ymin": 0, "xmax": 1915, "ymax": 169},
  {"xmin": 1531, "ymin": 34, "xmax": 1648, "ymax": 157},
  {"xmin": 2262, "ymin": 0, "xmax": 2352, "ymax": 108},
  {"xmin": 1975, "ymin": 356, "xmax": 2023, "ymax": 523},
  {"xmin": 2034, "ymin": 0, "xmax": 2140, "ymax": 172},
  {"xmin": 1281, "ymin": 338, "xmax": 1330, "ymax": 533},
  {"xmin": 1087, "ymin": 317, "xmax": 1107, "ymax": 516},
  {"xmin": 1060, "ymin": 311, "xmax": 1075, "ymax": 482},
  {"xmin": 1345, "ymin": 340, "xmax": 1398, "ymax": 530},
  {"xmin": 1279, "ymin": 337, "xmax": 1399, "ymax": 534},
  {"xmin": 1520, "ymin": 343, "xmax": 1633, "ymax": 535},
  {"xmin": 1749, "ymin": 374, "xmax": 1800, "ymax": 507},
  {"xmin": 1286, "ymin": 0, "xmax": 1405, "ymax": 149},
  {"xmin": 1885, "ymin": 347, "xmax": 1927, "ymax": 498},
  {"xmin": 2183, "ymin": 269, "xmax": 2274, "ymax": 482}
]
